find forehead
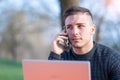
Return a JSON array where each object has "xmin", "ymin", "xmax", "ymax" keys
[{"xmin": 65, "ymin": 13, "xmax": 90, "ymax": 25}]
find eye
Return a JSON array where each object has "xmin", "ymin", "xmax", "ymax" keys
[
  {"xmin": 77, "ymin": 24, "xmax": 85, "ymax": 28},
  {"xmin": 78, "ymin": 25, "xmax": 81, "ymax": 28},
  {"xmin": 66, "ymin": 25, "xmax": 72, "ymax": 29}
]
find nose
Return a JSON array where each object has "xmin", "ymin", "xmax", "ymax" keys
[{"xmin": 71, "ymin": 26, "xmax": 79, "ymax": 36}]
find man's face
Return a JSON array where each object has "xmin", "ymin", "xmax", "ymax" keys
[{"xmin": 65, "ymin": 13, "xmax": 95, "ymax": 48}]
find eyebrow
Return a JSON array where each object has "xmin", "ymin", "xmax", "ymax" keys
[
  {"xmin": 76, "ymin": 23, "xmax": 86, "ymax": 25},
  {"xmin": 66, "ymin": 23, "xmax": 86, "ymax": 26}
]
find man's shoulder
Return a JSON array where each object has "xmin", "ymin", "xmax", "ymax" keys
[{"xmin": 95, "ymin": 42, "xmax": 120, "ymax": 58}]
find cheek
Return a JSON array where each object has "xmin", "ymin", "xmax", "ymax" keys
[
  {"xmin": 67, "ymin": 33, "xmax": 72, "ymax": 39},
  {"xmin": 66, "ymin": 31, "xmax": 72, "ymax": 40},
  {"xmin": 77, "ymin": 29, "xmax": 91, "ymax": 38},
  {"xmin": 66, "ymin": 30, "xmax": 71, "ymax": 35},
  {"xmin": 83, "ymin": 30, "xmax": 93, "ymax": 39}
]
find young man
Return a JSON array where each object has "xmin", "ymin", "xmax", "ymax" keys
[{"xmin": 48, "ymin": 6, "xmax": 120, "ymax": 80}]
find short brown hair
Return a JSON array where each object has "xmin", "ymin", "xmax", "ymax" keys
[{"xmin": 63, "ymin": 6, "xmax": 93, "ymax": 21}]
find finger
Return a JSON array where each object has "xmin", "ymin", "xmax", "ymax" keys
[
  {"xmin": 56, "ymin": 38, "xmax": 64, "ymax": 45},
  {"xmin": 57, "ymin": 38, "xmax": 68, "ymax": 47},
  {"xmin": 58, "ymin": 32, "xmax": 68, "ymax": 36},
  {"xmin": 57, "ymin": 36, "xmax": 68, "ymax": 40}
]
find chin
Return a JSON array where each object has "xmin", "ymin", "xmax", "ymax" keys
[{"xmin": 72, "ymin": 43, "xmax": 83, "ymax": 48}]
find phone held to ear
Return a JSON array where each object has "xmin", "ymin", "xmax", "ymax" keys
[
  {"xmin": 59, "ymin": 29, "xmax": 70, "ymax": 48},
  {"xmin": 64, "ymin": 39, "xmax": 69, "ymax": 47},
  {"xmin": 59, "ymin": 37, "xmax": 69, "ymax": 48}
]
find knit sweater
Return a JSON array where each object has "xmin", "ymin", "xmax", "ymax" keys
[{"xmin": 48, "ymin": 42, "xmax": 120, "ymax": 80}]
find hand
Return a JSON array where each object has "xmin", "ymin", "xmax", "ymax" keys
[{"xmin": 51, "ymin": 32, "xmax": 68, "ymax": 55}]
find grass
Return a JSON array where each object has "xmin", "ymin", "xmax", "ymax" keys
[{"xmin": 0, "ymin": 58, "xmax": 23, "ymax": 80}]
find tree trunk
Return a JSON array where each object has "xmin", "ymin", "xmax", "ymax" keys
[
  {"xmin": 59, "ymin": 0, "xmax": 80, "ymax": 29},
  {"xmin": 95, "ymin": 17, "xmax": 104, "ymax": 42}
]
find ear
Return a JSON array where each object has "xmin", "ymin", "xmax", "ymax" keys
[{"xmin": 91, "ymin": 24, "xmax": 96, "ymax": 35}]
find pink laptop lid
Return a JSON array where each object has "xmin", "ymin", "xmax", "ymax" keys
[{"xmin": 22, "ymin": 60, "xmax": 91, "ymax": 80}]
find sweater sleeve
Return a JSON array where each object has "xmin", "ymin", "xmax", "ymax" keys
[
  {"xmin": 109, "ymin": 52, "xmax": 120, "ymax": 80},
  {"xmin": 48, "ymin": 51, "xmax": 63, "ymax": 60}
]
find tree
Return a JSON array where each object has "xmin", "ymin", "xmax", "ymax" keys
[
  {"xmin": 1, "ymin": 10, "xmax": 25, "ymax": 61},
  {"xmin": 59, "ymin": 0, "xmax": 80, "ymax": 29}
]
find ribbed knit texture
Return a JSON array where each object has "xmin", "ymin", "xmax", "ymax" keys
[{"xmin": 48, "ymin": 42, "xmax": 120, "ymax": 80}]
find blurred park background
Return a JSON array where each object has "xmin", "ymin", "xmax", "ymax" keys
[{"xmin": 0, "ymin": 0, "xmax": 120, "ymax": 80}]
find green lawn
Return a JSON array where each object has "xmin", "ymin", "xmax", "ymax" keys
[{"xmin": 0, "ymin": 58, "xmax": 23, "ymax": 80}]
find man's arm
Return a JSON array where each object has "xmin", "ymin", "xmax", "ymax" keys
[
  {"xmin": 48, "ymin": 51, "xmax": 63, "ymax": 60},
  {"xmin": 109, "ymin": 52, "xmax": 120, "ymax": 80},
  {"xmin": 48, "ymin": 31, "xmax": 68, "ymax": 60}
]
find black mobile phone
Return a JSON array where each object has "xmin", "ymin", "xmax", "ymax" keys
[
  {"xmin": 64, "ymin": 28, "xmax": 70, "ymax": 48},
  {"xmin": 59, "ymin": 36, "xmax": 69, "ymax": 48},
  {"xmin": 64, "ymin": 39, "xmax": 69, "ymax": 47}
]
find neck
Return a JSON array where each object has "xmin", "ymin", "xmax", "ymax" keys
[{"xmin": 73, "ymin": 41, "xmax": 94, "ymax": 55}]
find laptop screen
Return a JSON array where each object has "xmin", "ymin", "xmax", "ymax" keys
[{"xmin": 22, "ymin": 60, "xmax": 91, "ymax": 80}]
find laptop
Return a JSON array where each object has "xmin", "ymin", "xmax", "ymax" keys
[{"xmin": 22, "ymin": 60, "xmax": 91, "ymax": 80}]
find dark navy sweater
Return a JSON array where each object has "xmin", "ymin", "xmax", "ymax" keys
[{"xmin": 48, "ymin": 42, "xmax": 120, "ymax": 80}]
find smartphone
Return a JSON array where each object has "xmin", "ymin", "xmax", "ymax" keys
[
  {"xmin": 58, "ymin": 28, "xmax": 70, "ymax": 48},
  {"xmin": 64, "ymin": 30, "xmax": 70, "ymax": 48},
  {"xmin": 59, "ymin": 36, "xmax": 69, "ymax": 48},
  {"xmin": 64, "ymin": 39, "xmax": 69, "ymax": 47}
]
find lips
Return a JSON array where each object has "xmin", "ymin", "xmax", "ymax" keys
[
  {"xmin": 72, "ymin": 38, "xmax": 79, "ymax": 40},
  {"xmin": 71, "ymin": 37, "xmax": 81, "ymax": 41}
]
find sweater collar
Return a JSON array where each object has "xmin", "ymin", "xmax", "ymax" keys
[{"xmin": 70, "ymin": 41, "xmax": 97, "ymax": 60}]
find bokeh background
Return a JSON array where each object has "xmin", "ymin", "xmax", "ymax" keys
[{"xmin": 0, "ymin": 0, "xmax": 120, "ymax": 80}]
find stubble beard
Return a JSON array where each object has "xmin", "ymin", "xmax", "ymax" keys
[
  {"xmin": 69, "ymin": 36, "xmax": 84, "ymax": 48},
  {"xmin": 71, "ymin": 41, "xmax": 84, "ymax": 49},
  {"xmin": 70, "ymin": 36, "xmax": 92, "ymax": 49}
]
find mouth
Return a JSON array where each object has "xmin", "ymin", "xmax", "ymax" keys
[
  {"xmin": 72, "ymin": 38, "xmax": 79, "ymax": 41},
  {"xmin": 71, "ymin": 37, "xmax": 82, "ymax": 42}
]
